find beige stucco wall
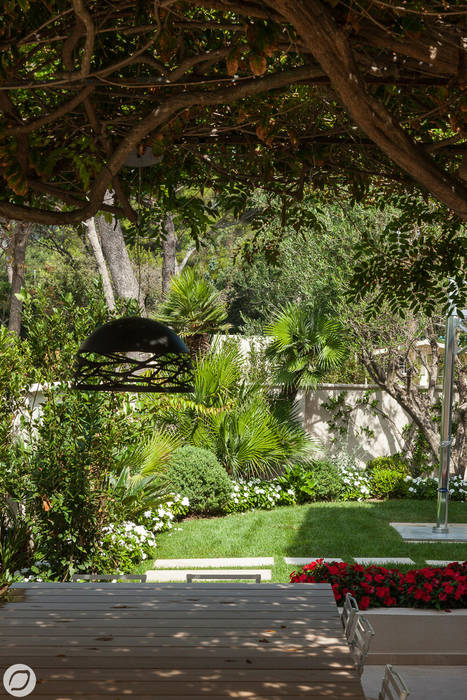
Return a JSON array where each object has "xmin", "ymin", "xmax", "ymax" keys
[{"xmin": 295, "ymin": 384, "xmax": 415, "ymax": 466}]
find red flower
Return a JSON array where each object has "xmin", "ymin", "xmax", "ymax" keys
[
  {"xmin": 376, "ymin": 586, "xmax": 390, "ymax": 599},
  {"xmin": 359, "ymin": 596, "xmax": 370, "ymax": 610}
]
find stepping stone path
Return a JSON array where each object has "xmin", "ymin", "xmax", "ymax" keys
[
  {"xmin": 146, "ymin": 568, "xmax": 272, "ymax": 582},
  {"xmin": 354, "ymin": 557, "xmax": 415, "ymax": 565},
  {"xmin": 147, "ymin": 557, "xmax": 274, "ymax": 583},
  {"xmin": 154, "ymin": 557, "xmax": 274, "ymax": 567},
  {"xmin": 284, "ymin": 557, "xmax": 343, "ymax": 565}
]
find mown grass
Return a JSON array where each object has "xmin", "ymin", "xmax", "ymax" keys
[{"xmin": 138, "ymin": 500, "xmax": 467, "ymax": 583}]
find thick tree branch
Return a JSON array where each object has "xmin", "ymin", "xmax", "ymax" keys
[
  {"xmin": 267, "ymin": 0, "xmax": 467, "ymax": 219},
  {"xmin": 0, "ymin": 64, "xmax": 322, "ymax": 224}
]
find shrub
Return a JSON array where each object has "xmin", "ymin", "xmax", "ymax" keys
[
  {"xmin": 366, "ymin": 455, "xmax": 410, "ymax": 475},
  {"xmin": 370, "ymin": 468, "xmax": 407, "ymax": 499},
  {"xmin": 306, "ymin": 460, "xmax": 345, "ymax": 501},
  {"xmin": 290, "ymin": 559, "xmax": 467, "ymax": 610},
  {"xmin": 166, "ymin": 446, "xmax": 232, "ymax": 514}
]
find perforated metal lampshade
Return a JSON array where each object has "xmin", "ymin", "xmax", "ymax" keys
[{"xmin": 74, "ymin": 317, "xmax": 193, "ymax": 393}]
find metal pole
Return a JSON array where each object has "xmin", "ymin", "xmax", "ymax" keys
[{"xmin": 433, "ymin": 312, "xmax": 458, "ymax": 534}]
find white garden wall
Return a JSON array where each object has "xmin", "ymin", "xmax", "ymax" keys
[{"xmin": 295, "ymin": 384, "xmax": 417, "ymax": 466}]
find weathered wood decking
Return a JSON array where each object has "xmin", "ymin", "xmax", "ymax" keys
[{"xmin": 0, "ymin": 582, "xmax": 365, "ymax": 699}]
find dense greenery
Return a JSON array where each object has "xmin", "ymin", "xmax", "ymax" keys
[{"xmin": 165, "ymin": 446, "xmax": 232, "ymax": 515}]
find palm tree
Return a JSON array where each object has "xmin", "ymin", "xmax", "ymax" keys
[
  {"xmin": 156, "ymin": 268, "xmax": 230, "ymax": 359},
  {"xmin": 265, "ymin": 302, "xmax": 347, "ymax": 406}
]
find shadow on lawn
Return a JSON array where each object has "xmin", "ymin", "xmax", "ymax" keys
[{"xmin": 283, "ymin": 501, "xmax": 408, "ymax": 561}]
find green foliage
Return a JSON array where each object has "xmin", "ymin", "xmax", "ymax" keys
[
  {"xmin": 0, "ymin": 510, "xmax": 30, "ymax": 582},
  {"xmin": 150, "ymin": 342, "xmax": 316, "ymax": 478},
  {"xmin": 366, "ymin": 455, "xmax": 410, "ymax": 498},
  {"xmin": 276, "ymin": 464, "xmax": 317, "ymax": 504},
  {"xmin": 26, "ymin": 388, "xmax": 125, "ymax": 579},
  {"xmin": 366, "ymin": 455, "xmax": 410, "ymax": 475},
  {"xmin": 166, "ymin": 446, "xmax": 232, "ymax": 514},
  {"xmin": 370, "ymin": 468, "xmax": 406, "ymax": 500},
  {"xmin": 157, "ymin": 268, "xmax": 230, "ymax": 353},
  {"xmin": 265, "ymin": 302, "xmax": 347, "ymax": 401},
  {"xmin": 109, "ymin": 430, "xmax": 182, "ymax": 521},
  {"xmin": 305, "ymin": 460, "xmax": 345, "ymax": 501}
]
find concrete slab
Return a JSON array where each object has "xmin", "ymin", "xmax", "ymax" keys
[
  {"xmin": 354, "ymin": 557, "xmax": 415, "ymax": 565},
  {"xmin": 154, "ymin": 557, "xmax": 274, "ymax": 568},
  {"xmin": 391, "ymin": 522, "xmax": 467, "ymax": 542},
  {"xmin": 425, "ymin": 560, "xmax": 465, "ymax": 566},
  {"xmin": 284, "ymin": 557, "xmax": 343, "ymax": 565},
  {"xmin": 362, "ymin": 666, "xmax": 467, "ymax": 700},
  {"xmin": 145, "ymin": 569, "xmax": 272, "ymax": 582}
]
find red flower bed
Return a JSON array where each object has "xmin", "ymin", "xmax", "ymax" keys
[{"xmin": 290, "ymin": 559, "xmax": 467, "ymax": 610}]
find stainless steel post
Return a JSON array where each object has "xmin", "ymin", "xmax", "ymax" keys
[{"xmin": 433, "ymin": 312, "xmax": 458, "ymax": 534}]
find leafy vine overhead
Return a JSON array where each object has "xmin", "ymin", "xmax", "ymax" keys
[{"xmin": 1, "ymin": 1, "xmax": 467, "ymax": 225}]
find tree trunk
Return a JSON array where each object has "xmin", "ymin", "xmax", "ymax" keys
[
  {"xmin": 7, "ymin": 222, "xmax": 31, "ymax": 336},
  {"xmin": 97, "ymin": 191, "xmax": 144, "ymax": 313},
  {"xmin": 161, "ymin": 212, "xmax": 177, "ymax": 297},
  {"xmin": 84, "ymin": 217, "xmax": 115, "ymax": 310}
]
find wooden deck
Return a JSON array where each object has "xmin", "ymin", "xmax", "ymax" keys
[{"xmin": 0, "ymin": 582, "xmax": 365, "ymax": 699}]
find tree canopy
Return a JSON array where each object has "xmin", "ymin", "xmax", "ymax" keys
[{"xmin": 1, "ymin": 1, "xmax": 467, "ymax": 222}]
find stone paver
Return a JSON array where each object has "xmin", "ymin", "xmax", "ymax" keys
[
  {"xmin": 425, "ymin": 560, "xmax": 465, "ymax": 566},
  {"xmin": 154, "ymin": 557, "xmax": 274, "ymax": 568},
  {"xmin": 146, "ymin": 568, "xmax": 272, "ymax": 582},
  {"xmin": 354, "ymin": 557, "xmax": 415, "ymax": 565},
  {"xmin": 391, "ymin": 522, "xmax": 467, "ymax": 542},
  {"xmin": 284, "ymin": 557, "xmax": 343, "ymax": 565}
]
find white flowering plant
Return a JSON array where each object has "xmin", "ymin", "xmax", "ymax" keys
[
  {"xmin": 339, "ymin": 465, "xmax": 372, "ymax": 501},
  {"xmin": 224, "ymin": 478, "xmax": 297, "ymax": 513},
  {"xmin": 403, "ymin": 474, "xmax": 466, "ymax": 501}
]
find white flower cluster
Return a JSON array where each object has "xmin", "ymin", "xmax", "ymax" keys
[
  {"xmin": 13, "ymin": 560, "xmax": 50, "ymax": 582},
  {"xmin": 103, "ymin": 521, "xmax": 157, "ymax": 560},
  {"xmin": 141, "ymin": 493, "xmax": 190, "ymax": 532},
  {"xmin": 404, "ymin": 474, "xmax": 466, "ymax": 500},
  {"xmin": 227, "ymin": 478, "xmax": 296, "ymax": 512},
  {"xmin": 339, "ymin": 465, "xmax": 371, "ymax": 501}
]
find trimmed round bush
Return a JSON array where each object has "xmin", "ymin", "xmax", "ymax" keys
[
  {"xmin": 370, "ymin": 468, "xmax": 406, "ymax": 499},
  {"xmin": 166, "ymin": 446, "xmax": 232, "ymax": 514},
  {"xmin": 366, "ymin": 455, "xmax": 409, "ymax": 475},
  {"xmin": 306, "ymin": 460, "xmax": 345, "ymax": 501}
]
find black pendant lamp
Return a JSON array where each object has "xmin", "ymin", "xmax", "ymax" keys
[{"xmin": 74, "ymin": 317, "xmax": 193, "ymax": 393}]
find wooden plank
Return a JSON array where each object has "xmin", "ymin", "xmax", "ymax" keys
[
  {"xmin": 0, "ymin": 632, "xmax": 347, "ymax": 647},
  {"xmin": 5, "ymin": 594, "xmax": 335, "ymax": 604},
  {"xmin": 0, "ymin": 617, "xmax": 343, "ymax": 628},
  {"xmin": 5, "ymin": 668, "xmax": 358, "ymax": 682},
  {"xmin": 0, "ymin": 601, "xmax": 335, "ymax": 618},
  {"xmin": 1, "ymin": 614, "xmax": 339, "ymax": 624},
  {"xmin": 2, "ymin": 653, "xmax": 354, "ymax": 668},
  {"xmin": 9, "ymin": 582, "xmax": 330, "ymax": 591},
  {"xmin": 0, "ymin": 644, "xmax": 351, "ymax": 659},
  {"xmin": 0, "ymin": 680, "xmax": 365, "ymax": 696}
]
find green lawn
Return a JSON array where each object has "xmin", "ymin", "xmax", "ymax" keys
[{"xmin": 138, "ymin": 500, "xmax": 467, "ymax": 582}]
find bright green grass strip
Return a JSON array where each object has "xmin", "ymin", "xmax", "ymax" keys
[{"xmin": 137, "ymin": 500, "xmax": 467, "ymax": 583}]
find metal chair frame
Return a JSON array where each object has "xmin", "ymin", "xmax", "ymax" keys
[
  {"xmin": 378, "ymin": 664, "xmax": 410, "ymax": 700},
  {"xmin": 342, "ymin": 592, "xmax": 359, "ymax": 642},
  {"xmin": 350, "ymin": 614, "xmax": 375, "ymax": 675}
]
